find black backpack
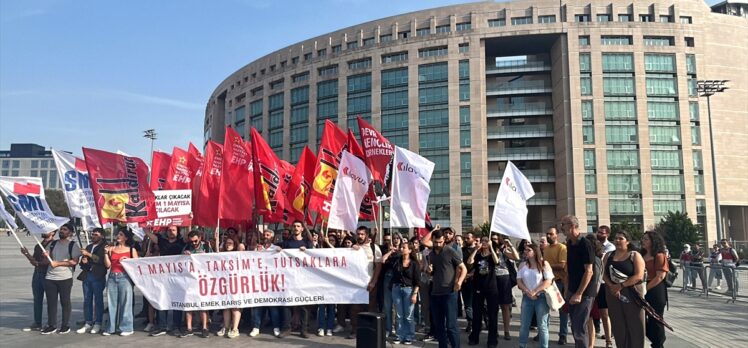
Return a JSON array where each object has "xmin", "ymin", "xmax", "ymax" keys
[
  {"xmin": 49, "ymin": 240, "xmax": 77, "ymax": 272},
  {"xmin": 664, "ymin": 257, "xmax": 678, "ymax": 288}
]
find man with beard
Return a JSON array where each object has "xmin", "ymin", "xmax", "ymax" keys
[
  {"xmin": 20, "ymin": 230, "xmax": 56, "ymax": 332},
  {"xmin": 461, "ymin": 231, "xmax": 477, "ymax": 333},
  {"xmin": 76, "ymin": 228, "xmax": 107, "ymax": 334},
  {"xmin": 277, "ymin": 221, "xmax": 314, "ymax": 338},
  {"xmin": 422, "ymin": 228, "xmax": 467, "ymax": 348},
  {"xmin": 347, "ymin": 225, "xmax": 382, "ymax": 340},
  {"xmin": 559, "ymin": 216, "xmax": 597, "ymax": 348},
  {"xmin": 145, "ymin": 225, "xmax": 186, "ymax": 336},
  {"xmin": 594, "ymin": 226, "xmax": 614, "ymax": 344},
  {"xmin": 41, "ymin": 223, "xmax": 82, "ymax": 335},
  {"xmin": 249, "ymin": 229, "xmax": 282, "ymax": 338},
  {"xmin": 545, "ymin": 226, "xmax": 569, "ymax": 345}
]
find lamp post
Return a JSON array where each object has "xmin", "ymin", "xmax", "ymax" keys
[
  {"xmin": 697, "ymin": 80, "xmax": 729, "ymax": 241},
  {"xmin": 143, "ymin": 129, "xmax": 157, "ymax": 173}
]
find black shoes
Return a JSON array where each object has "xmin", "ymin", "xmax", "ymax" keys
[
  {"xmin": 558, "ymin": 335, "xmax": 567, "ymax": 345},
  {"xmin": 41, "ymin": 326, "xmax": 57, "ymax": 335}
]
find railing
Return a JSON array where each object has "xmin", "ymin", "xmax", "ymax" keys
[
  {"xmin": 488, "ymin": 102, "xmax": 554, "ymax": 117},
  {"xmin": 489, "ymin": 191, "xmax": 556, "ymax": 206},
  {"xmin": 487, "ymin": 124, "xmax": 553, "ymax": 139},
  {"xmin": 486, "ymin": 80, "xmax": 553, "ymax": 94},
  {"xmin": 487, "ymin": 147, "xmax": 555, "ymax": 160},
  {"xmin": 488, "ymin": 169, "xmax": 556, "ymax": 183},
  {"xmin": 486, "ymin": 60, "xmax": 552, "ymax": 74},
  {"xmin": 673, "ymin": 260, "xmax": 745, "ymax": 303}
]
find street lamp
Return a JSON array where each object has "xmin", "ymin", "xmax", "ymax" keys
[
  {"xmin": 143, "ymin": 129, "xmax": 157, "ymax": 169},
  {"xmin": 697, "ymin": 80, "xmax": 729, "ymax": 241}
]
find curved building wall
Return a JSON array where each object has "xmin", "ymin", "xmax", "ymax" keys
[{"xmin": 205, "ymin": 0, "xmax": 748, "ymax": 240}]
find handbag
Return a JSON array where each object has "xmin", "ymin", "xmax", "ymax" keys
[
  {"xmin": 543, "ymin": 266, "xmax": 565, "ymax": 311},
  {"xmin": 76, "ymin": 269, "xmax": 88, "ymax": 281}
]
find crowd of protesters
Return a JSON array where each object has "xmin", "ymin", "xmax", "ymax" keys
[{"xmin": 17, "ymin": 215, "xmax": 742, "ymax": 348}]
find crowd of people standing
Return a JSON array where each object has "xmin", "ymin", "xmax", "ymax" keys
[{"xmin": 16, "ymin": 215, "xmax": 742, "ymax": 347}]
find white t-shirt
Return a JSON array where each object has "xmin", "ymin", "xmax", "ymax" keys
[
  {"xmin": 362, "ymin": 242, "xmax": 382, "ymax": 278},
  {"xmin": 602, "ymin": 240, "xmax": 615, "ymax": 254},
  {"xmin": 517, "ymin": 261, "xmax": 554, "ymax": 291}
]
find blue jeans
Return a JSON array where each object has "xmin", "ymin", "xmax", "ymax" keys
[
  {"xmin": 317, "ymin": 304, "xmax": 335, "ymax": 330},
  {"xmin": 32, "ymin": 272, "xmax": 46, "ymax": 326},
  {"xmin": 157, "ymin": 309, "xmax": 183, "ymax": 331},
  {"xmin": 82, "ymin": 276, "xmax": 105, "ymax": 325},
  {"xmin": 392, "ymin": 284, "xmax": 416, "ymax": 341},
  {"xmin": 555, "ymin": 280, "xmax": 569, "ymax": 337},
  {"xmin": 519, "ymin": 294, "xmax": 550, "ymax": 348},
  {"xmin": 431, "ymin": 292, "xmax": 459, "ymax": 348},
  {"xmin": 253, "ymin": 306, "xmax": 281, "ymax": 330},
  {"xmin": 383, "ymin": 270, "xmax": 394, "ymax": 333},
  {"xmin": 106, "ymin": 273, "xmax": 133, "ymax": 333}
]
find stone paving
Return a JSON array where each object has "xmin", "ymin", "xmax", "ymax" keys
[{"xmin": 1, "ymin": 234, "xmax": 743, "ymax": 348}]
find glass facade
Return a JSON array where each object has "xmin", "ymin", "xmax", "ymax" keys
[{"xmin": 419, "ymin": 62, "xmax": 450, "ymax": 220}]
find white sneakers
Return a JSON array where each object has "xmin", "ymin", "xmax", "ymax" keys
[
  {"xmin": 90, "ymin": 324, "xmax": 101, "ymax": 334},
  {"xmin": 249, "ymin": 328, "xmax": 260, "ymax": 337},
  {"xmin": 120, "ymin": 331, "xmax": 134, "ymax": 337},
  {"xmin": 227, "ymin": 329, "xmax": 239, "ymax": 338},
  {"xmin": 326, "ymin": 330, "xmax": 333, "ymax": 336},
  {"xmin": 317, "ymin": 328, "xmax": 325, "ymax": 337},
  {"xmin": 273, "ymin": 328, "xmax": 281, "ymax": 338},
  {"xmin": 333, "ymin": 324, "xmax": 345, "ymax": 333},
  {"xmin": 216, "ymin": 327, "xmax": 226, "ymax": 337},
  {"xmin": 76, "ymin": 324, "xmax": 92, "ymax": 334}
]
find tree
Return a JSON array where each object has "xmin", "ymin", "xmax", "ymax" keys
[
  {"xmin": 611, "ymin": 219, "xmax": 643, "ymax": 243},
  {"xmin": 477, "ymin": 221, "xmax": 491, "ymax": 237},
  {"xmin": 44, "ymin": 189, "xmax": 70, "ymax": 217},
  {"xmin": 654, "ymin": 211, "xmax": 703, "ymax": 257}
]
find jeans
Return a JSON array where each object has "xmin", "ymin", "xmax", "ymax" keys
[
  {"xmin": 157, "ymin": 309, "xmax": 183, "ymax": 331},
  {"xmin": 461, "ymin": 282, "xmax": 473, "ymax": 324},
  {"xmin": 32, "ymin": 272, "xmax": 46, "ymax": 326},
  {"xmin": 519, "ymin": 294, "xmax": 550, "ymax": 348},
  {"xmin": 44, "ymin": 278, "xmax": 73, "ymax": 327},
  {"xmin": 82, "ymin": 276, "xmax": 105, "ymax": 325},
  {"xmin": 431, "ymin": 292, "xmax": 459, "ymax": 348},
  {"xmin": 106, "ymin": 273, "xmax": 134, "ymax": 333},
  {"xmin": 568, "ymin": 295, "xmax": 595, "ymax": 348},
  {"xmin": 707, "ymin": 266, "xmax": 722, "ymax": 287},
  {"xmin": 555, "ymin": 280, "xmax": 569, "ymax": 337},
  {"xmin": 254, "ymin": 306, "xmax": 281, "ymax": 330},
  {"xmin": 383, "ymin": 270, "xmax": 394, "ymax": 333},
  {"xmin": 317, "ymin": 304, "xmax": 335, "ymax": 330},
  {"xmin": 392, "ymin": 284, "xmax": 416, "ymax": 341},
  {"xmin": 723, "ymin": 263, "xmax": 738, "ymax": 297}
]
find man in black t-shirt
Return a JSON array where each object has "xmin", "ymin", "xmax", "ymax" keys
[
  {"xmin": 560, "ymin": 215, "xmax": 595, "ymax": 348},
  {"xmin": 145, "ymin": 225, "xmax": 186, "ymax": 336},
  {"xmin": 276, "ymin": 221, "xmax": 314, "ymax": 338},
  {"xmin": 461, "ymin": 231, "xmax": 477, "ymax": 333}
]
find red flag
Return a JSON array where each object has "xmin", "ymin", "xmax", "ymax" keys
[
  {"xmin": 192, "ymin": 141, "xmax": 223, "ymax": 227},
  {"xmin": 188, "ymin": 142, "xmax": 204, "ymax": 180},
  {"xmin": 357, "ymin": 116, "xmax": 394, "ymax": 184},
  {"xmin": 165, "ymin": 147, "xmax": 194, "ymax": 190},
  {"xmin": 218, "ymin": 126, "xmax": 254, "ymax": 221},
  {"xmin": 347, "ymin": 130, "xmax": 377, "ymax": 221},
  {"xmin": 268, "ymin": 160, "xmax": 295, "ymax": 223},
  {"xmin": 150, "ymin": 151, "xmax": 171, "ymax": 190},
  {"xmin": 13, "ymin": 182, "xmax": 41, "ymax": 195},
  {"xmin": 250, "ymin": 128, "xmax": 285, "ymax": 219},
  {"xmin": 347, "ymin": 130, "xmax": 365, "ymax": 159},
  {"xmin": 286, "ymin": 147, "xmax": 316, "ymax": 224},
  {"xmin": 416, "ymin": 212, "xmax": 433, "ymax": 239},
  {"xmin": 82, "ymin": 148, "xmax": 157, "ymax": 224},
  {"xmin": 308, "ymin": 120, "xmax": 347, "ymax": 218}
]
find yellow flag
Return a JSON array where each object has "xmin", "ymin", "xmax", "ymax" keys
[
  {"xmin": 101, "ymin": 193, "xmax": 128, "ymax": 221},
  {"xmin": 312, "ymin": 162, "xmax": 337, "ymax": 196}
]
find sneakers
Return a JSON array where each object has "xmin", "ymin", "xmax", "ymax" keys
[
  {"xmin": 393, "ymin": 338, "xmax": 401, "ymax": 344},
  {"xmin": 326, "ymin": 329, "xmax": 333, "ymax": 336},
  {"xmin": 144, "ymin": 323, "xmax": 154, "ymax": 332},
  {"xmin": 76, "ymin": 323, "xmax": 92, "ymax": 334},
  {"xmin": 216, "ymin": 327, "xmax": 226, "ymax": 337},
  {"xmin": 150, "ymin": 329, "xmax": 167, "ymax": 337},
  {"xmin": 201, "ymin": 328, "xmax": 210, "ymax": 338},
  {"xmin": 299, "ymin": 331, "xmax": 309, "ymax": 339},
  {"xmin": 273, "ymin": 328, "xmax": 281, "ymax": 338},
  {"xmin": 404, "ymin": 340, "xmax": 413, "ymax": 345},
  {"xmin": 346, "ymin": 333, "xmax": 356, "ymax": 339},
  {"xmin": 58, "ymin": 326, "xmax": 71, "ymax": 334},
  {"xmin": 23, "ymin": 323, "xmax": 42, "ymax": 332},
  {"xmin": 120, "ymin": 331, "xmax": 134, "ymax": 337},
  {"xmin": 249, "ymin": 328, "xmax": 260, "ymax": 337},
  {"xmin": 102, "ymin": 331, "xmax": 112, "ymax": 336},
  {"xmin": 90, "ymin": 324, "xmax": 101, "ymax": 334},
  {"xmin": 227, "ymin": 329, "xmax": 239, "ymax": 339},
  {"xmin": 179, "ymin": 329, "xmax": 194, "ymax": 338},
  {"xmin": 41, "ymin": 326, "xmax": 58, "ymax": 335},
  {"xmin": 422, "ymin": 335, "xmax": 434, "ymax": 342},
  {"xmin": 317, "ymin": 328, "xmax": 325, "ymax": 337},
  {"xmin": 716, "ymin": 285, "xmax": 722, "ymax": 290},
  {"xmin": 558, "ymin": 335, "xmax": 567, "ymax": 345},
  {"xmin": 333, "ymin": 324, "xmax": 345, "ymax": 333}
]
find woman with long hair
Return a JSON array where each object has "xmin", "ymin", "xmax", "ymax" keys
[
  {"xmin": 217, "ymin": 235, "xmax": 244, "ymax": 338},
  {"xmin": 641, "ymin": 231, "xmax": 669, "ymax": 348},
  {"xmin": 517, "ymin": 242, "xmax": 553, "ymax": 348},
  {"xmin": 467, "ymin": 236, "xmax": 501, "ymax": 347},
  {"xmin": 317, "ymin": 232, "xmax": 337, "ymax": 337},
  {"xmin": 490, "ymin": 233, "xmax": 520, "ymax": 340},
  {"xmin": 103, "ymin": 227, "xmax": 138, "ymax": 336},
  {"xmin": 603, "ymin": 231, "xmax": 646, "ymax": 348},
  {"xmin": 382, "ymin": 240, "xmax": 420, "ymax": 344}
]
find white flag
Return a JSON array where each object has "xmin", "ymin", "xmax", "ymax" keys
[
  {"xmin": 490, "ymin": 161, "xmax": 535, "ymax": 241},
  {"xmin": 389, "ymin": 147, "xmax": 435, "ymax": 228},
  {"xmin": 327, "ymin": 151, "xmax": 372, "ymax": 232},
  {"xmin": 0, "ymin": 176, "xmax": 70, "ymax": 236},
  {"xmin": 51, "ymin": 149, "xmax": 101, "ymax": 229},
  {"xmin": 0, "ymin": 205, "xmax": 18, "ymax": 230}
]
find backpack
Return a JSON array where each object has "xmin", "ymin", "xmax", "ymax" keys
[
  {"xmin": 49, "ymin": 240, "xmax": 77, "ymax": 272},
  {"xmin": 664, "ymin": 257, "xmax": 678, "ymax": 288}
]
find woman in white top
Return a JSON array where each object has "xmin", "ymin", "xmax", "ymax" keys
[{"xmin": 517, "ymin": 242, "xmax": 554, "ymax": 348}]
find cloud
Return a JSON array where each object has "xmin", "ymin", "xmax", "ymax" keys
[{"xmin": 94, "ymin": 89, "xmax": 204, "ymax": 111}]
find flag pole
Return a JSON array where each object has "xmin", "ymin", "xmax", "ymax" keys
[
  {"xmin": 377, "ymin": 199, "xmax": 384, "ymax": 245},
  {"xmin": 8, "ymin": 227, "xmax": 24, "ymax": 248},
  {"xmin": 30, "ymin": 233, "xmax": 53, "ymax": 263},
  {"xmin": 214, "ymin": 219, "xmax": 220, "ymax": 251}
]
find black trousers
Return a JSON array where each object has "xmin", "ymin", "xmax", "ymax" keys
[
  {"xmin": 44, "ymin": 278, "xmax": 73, "ymax": 327},
  {"xmin": 469, "ymin": 287, "xmax": 499, "ymax": 346},
  {"xmin": 645, "ymin": 282, "xmax": 667, "ymax": 348}
]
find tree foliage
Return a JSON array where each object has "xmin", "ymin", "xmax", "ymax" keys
[
  {"xmin": 44, "ymin": 189, "xmax": 70, "ymax": 217},
  {"xmin": 611, "ymin": 219, "xmax": 643, "ymax": 243},
  {"xmin": 654, "ymin": 211, "xmax": 703, "ymax": 257},
  {"xmin": 477, "ymin": 221, "xmax": 491, "ymax": 237}
]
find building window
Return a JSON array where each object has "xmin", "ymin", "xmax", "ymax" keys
[
  {"xmin": 597, "ymin": 14, "xmax": 611, "ymax": 22},
  {"xmin": 579, "ymin": 35, "xmax": 590, "ymax": 46},
  {"xmin": 380, "ymin": 34, "xmax": 392, "ymax": 43},
  {"xmin": 318, "ymin": 65, "xmax": 338, "ymax": 77},
  {"xmin": 332, "ymin": 45, "xmax": 342, "ymax": 53},
  {"xmin": 363, "ymin": 37, "xmax": 375, "ymax": 46},
  {"xmin": 575, "ymin": 14, "xmax": 590, "ymax": 22},
  {"xmin": 601, "ymin": 36, "xmax": 633, "ymax": 45},
  {"xmin": 644, "ymin": 54, "xmax": 675, "ymax": 72},
  {"xmin": 603, "ymin": 75, "xmax": 635, "ymax": 96},
  {"xmin": 317, "ymin": 48, "xmax": 327, "ymax": 57},
  {"xmin": 459, "ymin": 43, "xmax": 469, "ymax": 53},
  {"xmin": 304, "ymin": 52, "xmax": 312, "ymax": 61},
  {"xmin": 582, "ymin": 100, "xmax": 594, "ymax": 120},
  {"xmin": 398, "ymin": 31, "xmax": 410, "ymax": 39},
  {"xmin": 539, "ymin": 15, "xmax": 556, "ymax": 23},
  {"xmin": 607, "ymin": 150, "xmax": 640, "ymax": 169},
  {"xmin": 608, "ymin": 174, "xmax": 641, "ymax": 193},
  {"xmin": 584, "ymin": 149, "xmax": 596, "ymax": 168},
  {"xmin": 585, "ymin": 174, "xmax": 597, "ymax": 194},
  {"xmin": 488, "ymin": 18, "xmax": 506, "ymax": 27},
  {"xmin": 31, "ymin": 160, "xmax": 39, "ymax": 169},
  {"xmin": 511, "ymin": 16, "xmax": 532, "ymax": 25},
  {"xmin": 418, "ymin": 46, "xmax": 448, "ymax": 58},
  {"xmin": 382, "ymin": 51, "xmax": 408, "ymax": 64},
  {"xmin": 602, "ymin": 53, "xmax": 634, "ymax": 72},
  {"xmin": 436, "ymin": 25, "xmax": 450, "ymax": 33},
  {"xmin": 606, "ymin": 125, "xmax": 638, "ymax": 144},
  {"xmin": 644, "ymin": 36, "xmax": 675, "ymax": 46},
  {"xmin": 456, "ymin": 22, "xmax": 472, "ymax": 31},
  {"xmin": 685, "ymin": 37, "xmax": 695, "ymax": 47},
  {"xmin": 348, "ymin": 58, "xmax": 372, "ymax": 70},
  {"xmin": 649, "ymin": 126, "xmax": 681, "ymax": 145},
  {"xmin": 583, "ymin": 125, "xmax": 595, "ymax": 144},
  {"xmin": 580, "ymin": 73, "xmax": 592, "ymax": 95},
  {"xmin": 650, "ymin": 150, "xmax": 682, "ymax": 169},
  {"xmin": 347, "ymin": 41, "xmax": 359, "ymax": 50},
  {"xmin": 618, "ymin": 14, "xmax": 631, "ymax": 22},
  {"xmin": 270, "ymin": 79, "xmax": 284, "ymax": 90},
  {"xmin": 579, "ymin": 53, "xmax": 591, "ymax": 72},
  {"xmin": 689, "ymin": 102, "xmax": 699, "ymax": 121},
  {"xmin": 659, "ymin": 15, "xmax": 672, "ymax": 23},
  {"xmin": 640, "ymin": 14, "xmax": 653, "ymax": 22},
  {"xmin": 680, "ymin": 16, "xmax": 693, "ymax": 24},
  {"xmin": 292, "ymin": 72, "xmax": 309, "ymax": 83},
  {"xmin": 416, "ymin": 27, "xmax": 430, "ymax": 36},
  {"xmin": 291, "ymin": 57, "xmax": 299, "ymax": 64}
]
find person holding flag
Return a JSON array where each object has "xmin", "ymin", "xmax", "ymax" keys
[
  {"xmin": 76, "ymin": 227, "xmax": 107, "ymax": 334},
  {"xmin": 20, "ymin": 229, "xmax": 56, "ymax": 332},
  {"xmin": 41, "ymin": 223, "xmax": 82, "ymax": 335},
  {"xmin": 276, "ymin": 221, "xmax": 315, "ymax": 339}
]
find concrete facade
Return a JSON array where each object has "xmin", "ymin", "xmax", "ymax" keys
[{"xmin": 204, "ymin": 0, "xmax": 748, "ymax": 241}]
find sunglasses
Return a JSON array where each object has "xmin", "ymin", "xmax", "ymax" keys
[{"xmin": 191, "ymin": 239, "xmax": 200, "ymax": 244}]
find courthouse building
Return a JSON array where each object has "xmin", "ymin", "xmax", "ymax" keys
[{"xmin": 203, "ymin": 0, "xmax": 748, "ymax": 242}]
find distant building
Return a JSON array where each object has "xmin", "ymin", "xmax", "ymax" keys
[
  {"xmin": 711, "ymin": 0, "xmax": 748, "ymax": 18},
  {"xmin": 0, "ymin": 143, "xmax": 62, "ymax": 190}
]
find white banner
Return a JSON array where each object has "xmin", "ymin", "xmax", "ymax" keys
[
  {"xmin": 121, "ymin": 248, "xmax": 370, "ymax": 310},
  {"xmin": 389, "ymin": 146, "xmax": 435, "ymax": 228},
  {"xmin": 142, "ymin": 189, "xmax": 193, "ymax": 228},
  {"xmin": 490, "ymin": 161, "xmax": 535, "ymax": 240},
  {"xmin": 0, "ymin": 205, "xmax": 18, "ymax": 229},
  {"xmin": 51, "ymin": 149, "xmax": 101, "ymax": 229},
  {"xmin": 0, "ymin": 176, "xmax": 69, "ymax": 235},
  {"xmin": 328, "ymin": 151, "xmax": 372, "ymax": 232}
]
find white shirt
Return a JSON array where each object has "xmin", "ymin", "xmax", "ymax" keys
[
  {"xmin": 602, "ymin": 240, "xmax": 615, "ymax": 254},
  {"xmin": 361, "ymin": 242, "xmax": 382, "ymax": 278},
  {"xmin": 517, "ymin": 261, "xmax": 554, "ymax": 291}
]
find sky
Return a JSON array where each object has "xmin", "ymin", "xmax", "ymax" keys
[{"xmin": 0, "ymin": 0, "xmax": 720, "ymax": 160}]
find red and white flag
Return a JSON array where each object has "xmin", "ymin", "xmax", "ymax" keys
[
  {"xmin": 308, "ymin": 120, "xmax": 346, "ymax": 218},
  {"xmin": 357, "ymin": 116, "xmax": 394, "ymax": 184},
  {"xmin": 51, "ymin": 149, "xmax": 101, "ymax": 229},
  {"xmin": 251, "ymin": 128, "xmax": 286, "ymax": 219},
  {"xmin": 389, "ymin": 146, "xmax": 435, "ymax": 228},
  {"xmin": 165, "ymin": 147, "xmax": 195, "ymax": 190},
  {"xmin": 327, "ymin": 151, "xmax": 372, "ymax": 232},
  {"xmin": 218, "ymin": 127, "xmax": 254, "ymax": 221},
  {"xmin": 490, "ymin": 161, "xmax": 535, "ymax": 241},
  {"xmin": 268, "ymin": 160, "xmax": 295, "ymax": 223},
  {"xmin": 150, "ymin": 151, "xmax": 172, "ymax": 190},
  {"xmin": 0, "ymin": 176, "xmax": 69, "ymax": 235},
  {"xmin": 192, "ymin": 141, "xmax": 222, "ymax": 227},
  {"xmin": 347, "ymin": 130, "xmax": 377, "ymax": 221},
  {"xmin": 286, "ymin": 147, "xmax": 316, "ymax": 224}
]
